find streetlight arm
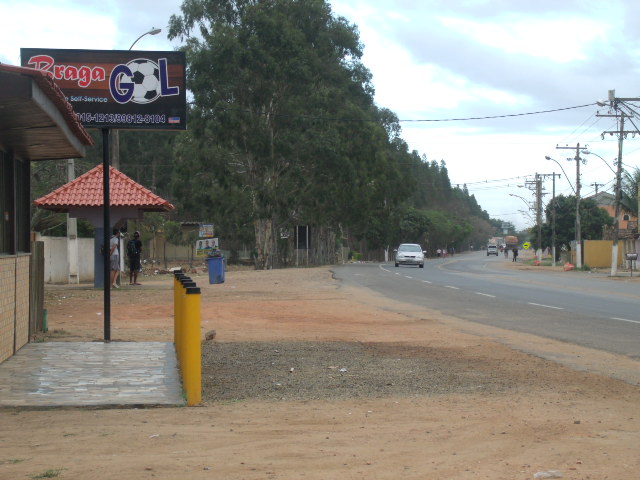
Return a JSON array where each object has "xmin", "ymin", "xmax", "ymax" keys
[
  {"xmin": 509, "ymin": 193, "xmax": 531, "ymax": 208},
  {"xmin": 545, "ymin": 156, "xmax": 576, "ymax": 194},
  {"xmin": 582, "ymin": 150, "xmax": 616, "ymax": 175},
  {"xmin": 129, "ymin": 27, "xmax": 162, "ymax": 50}
]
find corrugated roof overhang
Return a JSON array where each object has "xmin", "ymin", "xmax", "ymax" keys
[{"xmin": 0, "ymin": 63, "xmax": 94, "ymax": 161}]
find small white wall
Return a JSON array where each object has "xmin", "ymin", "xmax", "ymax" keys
[{"xmin": 36, "ymin": 234, "xmax": 95, "ymax": 284}]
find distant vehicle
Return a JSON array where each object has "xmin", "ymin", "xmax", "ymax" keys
[
  {"xmin": 394, "ymin": 243, "xmax": 425, "ymax": 268},
  {"xmin": 487, "ymin": 245, "xmax": 499, "ymax": 256},
  {"xmin": 505, "ymin": 235, "xmax": 519, "ymax": 251}
]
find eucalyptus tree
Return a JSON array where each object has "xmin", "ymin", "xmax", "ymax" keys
[{"xmin": 168, "ymin": 0, "xmax": 392, "ymax": 268}]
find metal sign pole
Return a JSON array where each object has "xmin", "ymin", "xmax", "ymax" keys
[{"xmin": 102, "ymin": 128, "xmax": 111, "ymax": 341}]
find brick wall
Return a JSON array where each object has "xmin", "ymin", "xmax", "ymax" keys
[
  {"xmin": 0, "ymin": 256, "xmax": 31, "ymax": 363},
  {"xmin": 15, "ymin": 255, "xmax": 30, "ymax": 352}
]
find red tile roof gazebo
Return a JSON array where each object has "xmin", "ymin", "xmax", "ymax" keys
[
  {"xmin": 34, "ymin": 164, "xmax": 175, "ymax": 287},
  {"xmin": 35, "ymin": 163, "xmax": 175, "ymax": 215}
]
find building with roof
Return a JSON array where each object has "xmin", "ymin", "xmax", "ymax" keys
[
  {"xmin": 588, "ymin": 191, "xmax": 638, "ymax": 238},
  {"xmin": 34, "ymin": 164, "xmax": 175, "ymax": 287},
  {"xmin": 0, "ymin": 63, "xmax": 94, "ymax": 363}
]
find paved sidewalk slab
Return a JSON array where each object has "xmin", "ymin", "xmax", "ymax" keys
[{"xmin": 0, "ymin": 342, "xmax": 184, "ymax": 408}]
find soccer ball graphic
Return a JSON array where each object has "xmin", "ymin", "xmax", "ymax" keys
[{"xmin": 125, "ymin": 59, "xmax": 160, "ymax": 104}]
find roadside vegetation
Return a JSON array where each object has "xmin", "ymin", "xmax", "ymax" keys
[{"xmin": 30, "ymin": 0, "xmax": 634, "ymax": 268}]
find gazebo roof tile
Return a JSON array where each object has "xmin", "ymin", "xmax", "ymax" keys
[{"xmin": 34, "ymin": 164, "xmax": 175, "ymax": 212}]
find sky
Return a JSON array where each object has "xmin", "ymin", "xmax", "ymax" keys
[{"xmin": 2, "ymin": 0, "xmax": 640, "ymax": 231}]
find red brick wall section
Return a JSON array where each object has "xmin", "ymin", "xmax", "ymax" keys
[
  {"xmin": 0, "ymin": 257, "xmax": 17, "ymax": 363},
  {"xmin": 0, "ymin": 256, "xmax": 30, "ymax": 363},
  {"xmin": 15, "ymin": 255, "xmax": 30, "ymax": 352}
]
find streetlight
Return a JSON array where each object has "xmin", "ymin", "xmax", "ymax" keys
[
  {"xmin": 112, "ymin": 28, "xmax": 163, "ymax": 170},
  {"xmin": 129, "ymin": 27, "xmax": 162, "ymax": 50}
]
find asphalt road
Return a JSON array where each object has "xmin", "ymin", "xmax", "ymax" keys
[{"xmin": 332, "ymin": 251, "xmax": 640, "ymax": 359}]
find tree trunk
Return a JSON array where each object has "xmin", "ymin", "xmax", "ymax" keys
[{"xmin": 254, "ymin": 218, "xmax": 273, "ymax": 270}]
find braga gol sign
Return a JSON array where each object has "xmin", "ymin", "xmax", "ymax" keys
[{"xmin": 20, "ymin": 48, "xmax": 186, "ymax": 130}]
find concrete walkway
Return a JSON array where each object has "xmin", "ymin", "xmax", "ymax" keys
[{"xmin": 0, "ymin": 342, "xmax": 184, "ymax": 408}]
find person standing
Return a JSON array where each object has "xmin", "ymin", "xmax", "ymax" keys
[
  {"xmin": 110, "ymin": 228, "xmax": 120, "ymax": 288},
  {"xmin": 127, "ymin": 231, "xmax": 143, "ymax": 285},
  {"xmin": 512, "ymin": 248, "xmax": 518, "ymax": 262}
]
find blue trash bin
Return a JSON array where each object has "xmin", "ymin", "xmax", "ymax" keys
[{"xmin": 207, "ymin": 256, "xmax": 225, "ymax": 284}]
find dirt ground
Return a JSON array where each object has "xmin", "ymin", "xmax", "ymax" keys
[{"xmin": 2, "ymin": 261, "xmax": 640, "ymax": 480}]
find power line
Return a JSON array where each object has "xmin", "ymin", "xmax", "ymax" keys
[
  {"xmin": 460, "ymin": 175, "xmax": 533, "ymax": 186},
  {"xmin": 212, "ymin": 102, "xmax": 598, "ymax": 123},
  {"xmin": 398, "ymin": 103, "xmax": 597, "ymax": 123}
]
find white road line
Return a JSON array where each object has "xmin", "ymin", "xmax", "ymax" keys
[
  {"xmin": 475, "ymin": 292, "xmax": 496, "ymax": 298},
  {"xmin": 611, "ymin": 317, "xmax": 640, "ymax": 325},
  {"xmin": 422, "ymin": 280, "xmax": 432, "ymax": 284},
  {"xmin": 405, "ymin": 276, "xmax": 413, "ymax": 279},
  {"xmin": 445, "ymin": 285, "xmax": 459, "ymax": 290},
  {"xmin": 528, "ymin": 302, "xmax": 563, "ymax": 310}
]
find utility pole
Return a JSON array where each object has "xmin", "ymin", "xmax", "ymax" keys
[
  {"xmin": 556, "ymin": 143, "xmax": 587, "ymax": 268},
  {"xmin": 538, "ymin": 173, "xmax": 561, "ymax": 266},
  {"xmin": 598, "ymin": 92, "xmax": 638, "ymax": 275},
  {"xmin": 523, "ymin": 175, "xmax": 544, "ymax": 262},
  {"xmin": 590, "ymin": 182, "xmax": 604, "ymax": 195},
  {"xmin": 551, "ymin": 173, "xmax": 560, "ymax": 266},
  {"xmin": 596, "ymin": 90, "xmax": 640, "ymax": 275},
  {"xmin": 535, "ymin": 174, "xmax": 543, "ymax": 262},
  {"xmin": 600, "ymin": 113, "xmax": 627, "ymax": 276}
]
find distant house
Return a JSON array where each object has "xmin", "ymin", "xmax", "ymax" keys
[
  {"xmin": 0, "ymin": 63, "xmax": 93, "ymax": 363},
  {"xmin": 588, "ymin": 191, "xmax": 637, "ymax": 238}
]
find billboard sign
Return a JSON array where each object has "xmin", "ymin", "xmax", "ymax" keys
[
  {"xmin": 199, "ymin": 224, "xmax": 214, "ymax": 238},
  {"xmin": 21, "ymin": 48, "xmax": 186, "ymax": 130},
  {"xmin": 196, "ymin": 238, "xmax": 219, "ymax": 257}
]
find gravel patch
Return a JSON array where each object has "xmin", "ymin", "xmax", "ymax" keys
[{"xmin": 202, "ymin": 341, "xmax": 516, "ymax": 402}]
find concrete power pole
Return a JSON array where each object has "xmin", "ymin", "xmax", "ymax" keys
[
  {"xmin": 597, "ymin": 109, "xmax": 638, "ymax": 276},
  {"xmin": 550, "ymin": 173, "xmax": 561, "ymax": 267},
  {"xmin": 556, "ymin": 143, "xmax": 587, "ymax": 268},
  {"xmin": 539, "ymin": 173, "xmax": 561, "ymax": 266},
  {"xmin": 605, "ymin": 113, "xmax": 626, "ymax": 276},
  {"xmin": 536, "ymin": 174, "xmax": 543, "ymax": 262}
]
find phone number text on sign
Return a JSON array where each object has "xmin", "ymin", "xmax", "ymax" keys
[{"xmin": 76, "ymin": 112, "xmax": 168, "ymax": 125}]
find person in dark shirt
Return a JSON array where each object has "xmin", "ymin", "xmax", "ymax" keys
[{"xmin": 128, "ymin": 231, "xmax": 143, "ymax": 285}]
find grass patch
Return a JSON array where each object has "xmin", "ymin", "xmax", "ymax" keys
[
  {"xmin": 0, "ymin": 458, "xmax": 27, "ymax": 465},
  {"xmin": 31, "ymin": 469, "xmax": 64, "ymax": 479}
]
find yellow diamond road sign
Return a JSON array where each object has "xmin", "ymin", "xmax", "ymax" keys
[{"xmin": 523, "ymin": 242, "xmax": 531, "ymax": 250}]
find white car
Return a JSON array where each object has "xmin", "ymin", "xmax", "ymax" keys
[
  {"xmin": 394, "ymin": 243, "xmax": 426, "ymax": 268},
  {"xmin": 487, "ymin": 245, "xmax": 498, "ymax": 256}
]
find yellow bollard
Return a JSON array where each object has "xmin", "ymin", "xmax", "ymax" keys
[
  {"xmin": 173, "ymin": 272, "xmax": 185, "ymax": 358},
  {"xmin": 174, "ymin": 275, "xmax": 189, "ymax": 363},
  {"xmin": 182, "ymin": 286, "xmax": 202, "ymax": 406},
  {"xmin": 177, "ymin": 278, "xmax": 195, "ymax": 367}
]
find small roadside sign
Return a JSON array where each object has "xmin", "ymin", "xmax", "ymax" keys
[{"xmin": 523, "ymin": 242, "xmax": 531, "ymax": 250}]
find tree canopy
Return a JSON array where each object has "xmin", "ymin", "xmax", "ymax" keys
[{"xmin": 30, "ymin": 0, "xmax": 504, "ymax": 267}]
